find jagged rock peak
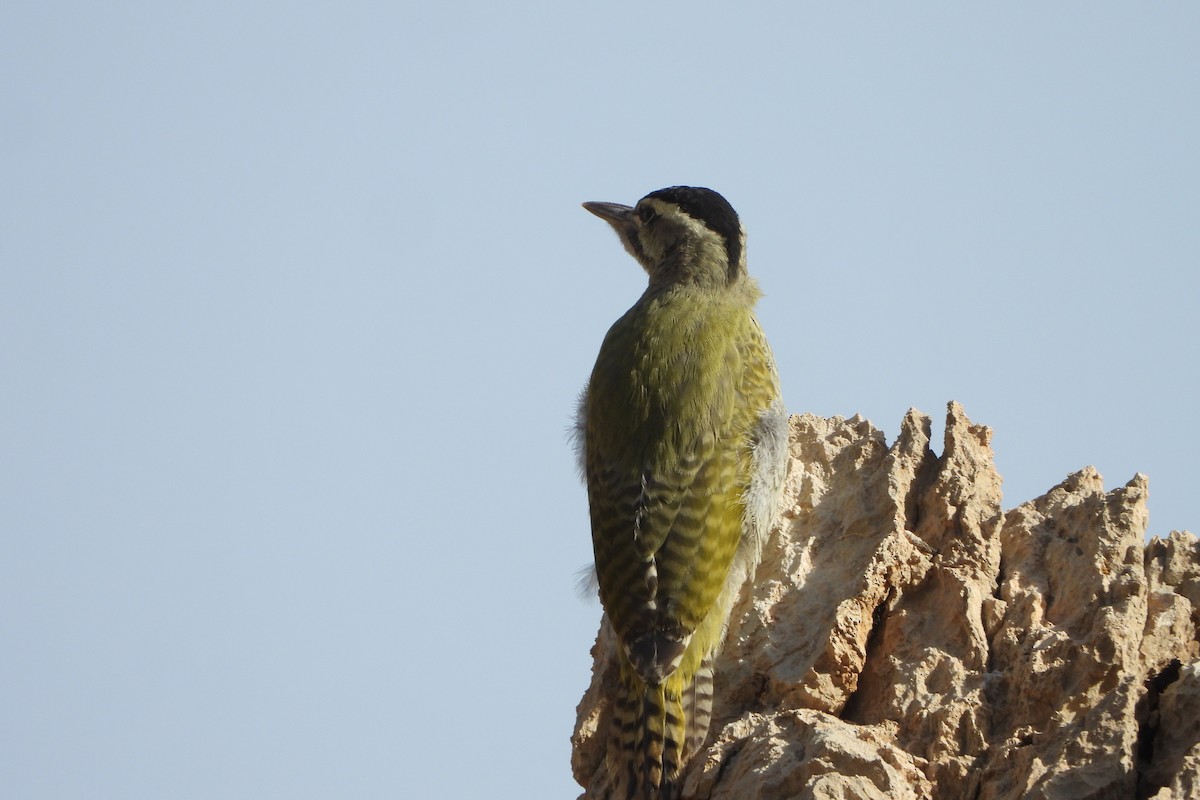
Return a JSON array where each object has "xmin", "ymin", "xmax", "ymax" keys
[{"xmin": 573, "ymin": 403, "xmax": 1200, "ymax": 799}]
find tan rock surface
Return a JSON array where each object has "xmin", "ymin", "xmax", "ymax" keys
[{"xmin": 572, "ymin": 403, "xmax": 1200, "ymax": 799}]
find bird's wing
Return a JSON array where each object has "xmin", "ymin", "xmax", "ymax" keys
[{"xmin": 588, "ymin": 325, "xmax": 754, "ymax": 682}]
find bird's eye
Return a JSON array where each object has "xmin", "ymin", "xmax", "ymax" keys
[{"xmin": 638, "ymin": 206, "xmax": 657, "ymax": 224}]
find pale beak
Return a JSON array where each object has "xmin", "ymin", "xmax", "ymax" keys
[{"xmin": 582, "ymin": 201, "xmax": 634, "ymax": 225}]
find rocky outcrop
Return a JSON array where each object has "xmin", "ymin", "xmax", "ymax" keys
[{"xmin": 572, "ymin": 403, "xmax": 1200, "ymax": 799}]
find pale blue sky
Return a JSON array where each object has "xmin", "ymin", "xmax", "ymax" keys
[{"xmin": 2, "ymin": 3, "xmax": 1197, "ymax": 798}]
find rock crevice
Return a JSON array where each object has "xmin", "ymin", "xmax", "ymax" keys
[{"xmin": 572, "ymin": 403, "xmax": 1200, "ymax": 799}]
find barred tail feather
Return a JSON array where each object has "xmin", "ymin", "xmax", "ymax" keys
[
  {"xmin": 682, "ymin": 657, "xmax": 714, "ymax": 760},
  {"xmin": 608, "ymin": 665, "xmax": 689, "ymax": 800}
]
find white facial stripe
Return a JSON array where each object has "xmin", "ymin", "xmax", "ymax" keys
[{"xmin": 641, "ymin": 200, "xmax": 726, "ymax": 250}]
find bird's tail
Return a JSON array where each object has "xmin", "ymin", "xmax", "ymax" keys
[
  {"xmin": 682, "ymin": 657, "xmax": 714, "ymax": 761},
  {"xmin": 608, "ymin": 655, "xmax": 714, "ymax": 800}
]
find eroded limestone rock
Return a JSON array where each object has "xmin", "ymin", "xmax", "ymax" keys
[{"xmin": 572, "ymin": 404, "xmax": 1199, "ymax": 799}]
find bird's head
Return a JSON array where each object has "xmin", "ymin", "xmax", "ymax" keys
[{"xmin": 583, "ymin": 186, "xmax": 746, "ymax": 289}]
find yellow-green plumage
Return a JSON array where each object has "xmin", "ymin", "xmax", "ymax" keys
[{"xmin": 579, "ymin": 187, "xmax": 787, "ymax": 800}]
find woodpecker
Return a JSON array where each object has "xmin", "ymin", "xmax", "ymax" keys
[{"xmin": 578, "ymin": 186, "xmax": 788, "ymax": 799}]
